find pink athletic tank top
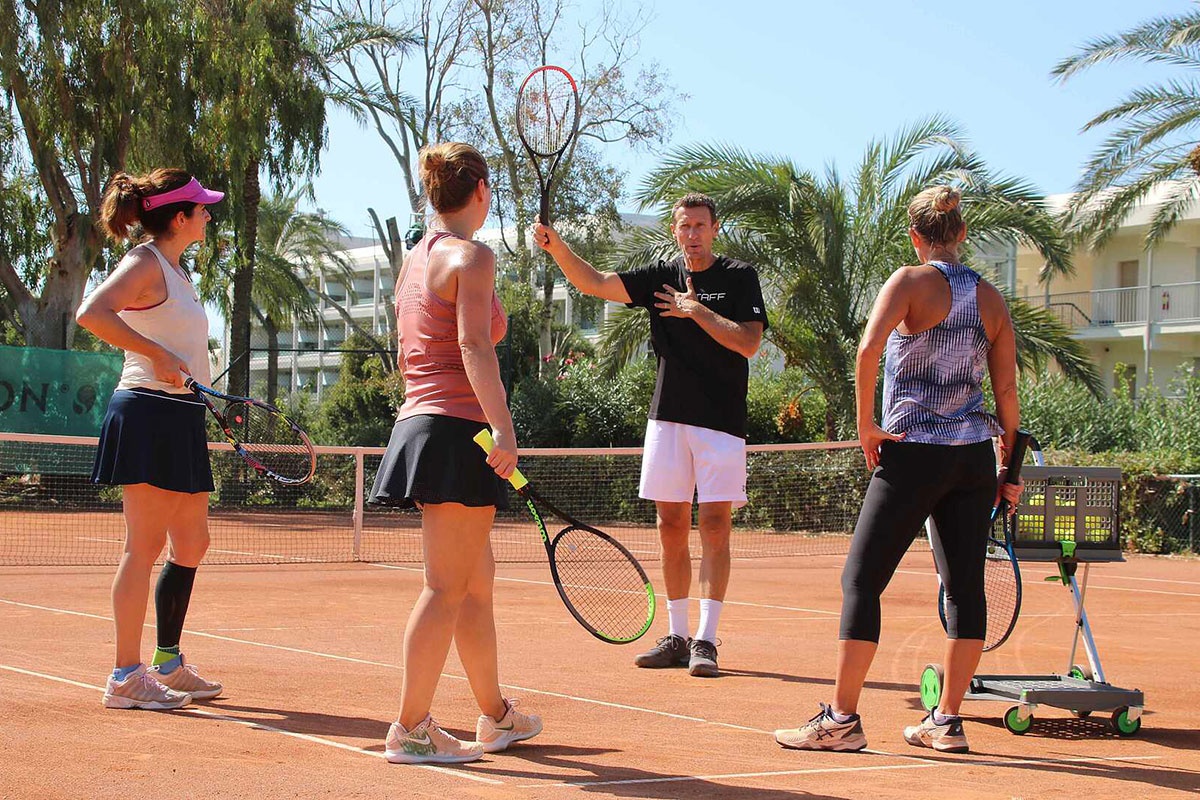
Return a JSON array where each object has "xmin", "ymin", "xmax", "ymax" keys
[{"xmin": 395, "ymin": 230, "xmax": 507, "ymax": 422}]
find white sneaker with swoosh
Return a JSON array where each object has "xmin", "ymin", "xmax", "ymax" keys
[
  {"xmin": 476, "ymin": 698, "xmax": 543, "ymax": 753},
  {"xmin": 384, "ymin": 715, "xmax": 484, "ymax": 764}
]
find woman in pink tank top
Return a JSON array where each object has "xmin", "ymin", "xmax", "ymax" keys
[
  {"xmin": 76, "ymin": 168, "xmax": 226, "ymax": 710},
  {"xmin": 368, "ymin": 143, "xmax": 541, "ymax": 763}
]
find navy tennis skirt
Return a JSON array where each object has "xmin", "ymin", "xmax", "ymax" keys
[
  {"xmin": 91, "ymin": 388, "xmax": 215, "ymax": 494},
  {"xmin": 369, "ymin": 414, "xmax": 509, "ymax": 510}
]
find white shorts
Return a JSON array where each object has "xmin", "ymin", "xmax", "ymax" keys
[{"xmin": 639, "ymin": 420, "xmax": 748, "ymax": 508}]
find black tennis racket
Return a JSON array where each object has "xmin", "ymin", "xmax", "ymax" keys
[
  {"xmin": 474, "ymin": 429, "xmax": 655, "ymax": 644},
  {"xmin": 185, "ymin": 377, "xmax": 316, "ymax": 486},
  {"xmin": 516, "ymin": 64, "xmax": 581, "ymax": 224},
  {"xmin": 935, "ymin": 430, "xmax": 1031, "ymax": 651}
]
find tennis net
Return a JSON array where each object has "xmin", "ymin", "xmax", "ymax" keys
[{"xmin": 0, "ymin": 432, "xmax": 873, "ymax": 566}]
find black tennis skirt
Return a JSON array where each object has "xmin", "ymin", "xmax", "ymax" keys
[
  {"xmin": 91, "ymin": 388, "xmax": 215, "ymax": 494},
  {"xmin": 369, "ymin": 414, "xmax": 509, "ymax": 510}
]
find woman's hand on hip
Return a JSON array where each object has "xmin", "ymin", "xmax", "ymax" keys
[
  {"xmin": 150, "ymin": 346, "xmax": 190, "ymax": 388},
  {"xmin": 858, "ymin": 421, "xmax": 905, "ymax": 470}
]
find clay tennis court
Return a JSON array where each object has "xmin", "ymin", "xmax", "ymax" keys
[{"xmin": 2, "ymin": 544, "xmax": 1197, "ymax": 798}]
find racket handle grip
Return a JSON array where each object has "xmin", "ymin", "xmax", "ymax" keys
[
  {"xmin": 1003, "ymin": 430, "xmax": 1031, "ymax": 484},
  {"xmin": 473, "ymin": 428, "xmax": 529, "ymax": 490}
]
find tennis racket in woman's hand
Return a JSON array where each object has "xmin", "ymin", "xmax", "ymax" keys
[
  {"xmin": 935, "ymin": 430, "xmax": 1033, "ymax": 651},
  {"xmin": 474, "ymin": 428, "xmax": 655, "ymax": 644},
  {"xmin": 185, "ymin": 378, "xmax": 316, "ymax": 486},
  {"xmin": 516, "ymin": 65, "xmax": 581, "ymax": 224}
]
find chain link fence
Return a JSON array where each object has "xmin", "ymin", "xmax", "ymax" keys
[{"xmin": 1126, "ymin": 475, "xmax": 1199, "ymax": 554}]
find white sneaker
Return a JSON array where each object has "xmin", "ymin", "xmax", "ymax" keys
[
  {"xmin": 385, "ymin": 715, "xmax": 485, "ymax": 764},
  {"xmin": 476, "ymin": 698, "xmax": 543, "ymax": 753},
  {"xmin": 774, "ymin": 703, "xmax": 868, "ymax": 751},
  {"xmin": 103, "ymin": 665, "xmax": 192, "ymax": 710},
  {"xmin": 903, "ymin": 711, "xmax": 970, "ymax": 753},
  {"xmin": 150, "ymin": 656, "xmax": 223, "ymax": 700}
]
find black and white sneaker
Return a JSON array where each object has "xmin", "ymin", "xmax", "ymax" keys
[
  {"xmin": 774, "ymin": 703, "xmax": 868, "ymax": 752},
  {"xmin": 633, "ymin": 634, "xmax": 691, "ymax": 668},
  {"xmin": 903, "ymin": 711, "xmax": 970, "ymax": 753}
]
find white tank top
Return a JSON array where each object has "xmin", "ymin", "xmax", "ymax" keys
[{"xmin": 115, "ymin": 242, "xmax": 212, "ymax": 393}]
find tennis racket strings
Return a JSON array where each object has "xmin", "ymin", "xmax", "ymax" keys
[
  {"xmin": 517, "ymin": 66, "xmax": 578, "ymax": 157},
  {"xmin": 552, "ymin": 526, "xmax": 657, "ymax": 643},
  {"xmin": 223, "ymin": 400, "xmax": 313, "ymax": 483}
]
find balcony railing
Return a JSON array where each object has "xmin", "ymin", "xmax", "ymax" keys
[{"xmin": 1041, "ymin": 282, "xmax": 1200, "ymax": 328}]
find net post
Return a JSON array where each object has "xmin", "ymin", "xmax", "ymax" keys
[{"xmin": 353, "ymin": 449, "xmax": 365, "ymax": 561}]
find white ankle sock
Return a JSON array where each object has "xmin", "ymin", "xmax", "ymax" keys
[
  {"xmin": 695, "ymin": 598, "xmax": 723, "ymax": 643},
  {"xmin": 666, "ymin": 598, "xmax": 689, "ymax": 639},
  {"xmin": 830, "ymin": 708, "xmax": 856, "ymax": 723}
]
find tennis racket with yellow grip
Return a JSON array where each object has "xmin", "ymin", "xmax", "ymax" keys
[{"xmin": 474, "ymin": 429, "xmax": 655, "ymax": 644}]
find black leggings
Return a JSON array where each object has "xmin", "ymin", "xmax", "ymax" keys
[{"xmin": 840, "ymin": 440, "xmax": 996, "ymax": 642}]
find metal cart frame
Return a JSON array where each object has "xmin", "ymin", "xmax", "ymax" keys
[{"xmin": 920, "ymin": 464, "xmax": 1145, "ymax": 736}]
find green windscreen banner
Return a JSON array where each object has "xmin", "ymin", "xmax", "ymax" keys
[{"xmin": 0, "ymin": 345, "xmax": 123, "ymax": 435}]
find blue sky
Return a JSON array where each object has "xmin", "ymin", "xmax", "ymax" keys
[{"xmin": 308, "ymin": 0, "xmax": 1187, "ymax": 237}]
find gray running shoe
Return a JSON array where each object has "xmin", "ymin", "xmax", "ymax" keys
[
  {"xmin": 688, "ymin": 638, "xmax": 719, "ymax": 677},
  {"xmin": 633, "ymin": 634, "xmax": 691, "ymax": 668}
]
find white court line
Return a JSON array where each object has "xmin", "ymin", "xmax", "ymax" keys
[
  {"xmin": 0, "ymin": 598, "xmax": 770, "ymax": 735},
  {"xmin": 514, "ymin": 753, "xmax": 1164, "ymax": 789},
  {"xmin": 895, "ymin": 569, "xmax": 1200, "ymax": 599},
  {"xmin": 76, "ymin": 537, "xmax": 323, "ymax": 564},
  {"xmin": 370, "ymin": 563, "xmax": 840, "ymax": 615},
  {"xmin": 1100, "ymin": 574, "xmax": 1200, "ymax": 587},
  {"xmin": 0, "ymin": 663, "xmax": 502, "ymax": 785}
]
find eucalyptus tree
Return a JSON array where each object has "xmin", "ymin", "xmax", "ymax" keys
[
  {"xmin": 468, "ymin": 0, "xmax": 673, "ymax": 362},
  {"xmin": 1053, "ymin": 7, "xmax": 1200, "ymax": 248},
  {"xmin": 602, "ymin": 119, "xmax": 1101, "ymax": 438},
  {"xmin": 0, "ymin": 0, "xmax": 196, "ymax": 347}
]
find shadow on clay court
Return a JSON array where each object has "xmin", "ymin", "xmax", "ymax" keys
[
  {"xmin": 192, "ymin": 700, "xmax": 392, "ymax": 743},
  {"xmin": 719, "ymin": 666, "xmax": 915, "ymax": 695},
  {"xmin": 472, "ymin": 743, "xmax": 841, "ymax": 799},
  {"xmin": 904, "ymin": 744, "xmax": 1200, "ymax": 795}
]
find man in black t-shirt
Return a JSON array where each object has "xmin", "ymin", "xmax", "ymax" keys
[{"xmin": 535, "ymin": 193, "xmax": 768, "ymax": 677}]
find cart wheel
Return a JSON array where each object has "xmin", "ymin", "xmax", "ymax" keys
[
  {"xmin": 1068, "ymin": 664, "xmax": 1093, "ymax": 681},
  {"xmin": 1110, "ymin": 707, "xmax": 1141, "ymax": 736},
  {"xmin": 919, "ymin": 664, "xmax": 944, "ymax": 711},
  {"xmin": 1069, "ymin": 709, "xmax": 1093, "ymax": 719},
  {"xmin": 1004, "ymin": 705, "xmax": 1033, "ymax": 735}
]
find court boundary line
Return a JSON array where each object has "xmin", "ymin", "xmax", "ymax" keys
[
  {"xmin": 512, "ymin": 753, "xmax": 1164, "ymax": 789},
  {"xmin": 0, "ymin": 663, "xmax": 503, "ymax": 785},
  {"xmin": 369, "ymin": 562, "xmax": 841, "ymax": 616},
  {"xmin": 0, "ymin": 597, "xmax": 771, "ymax": 735}
]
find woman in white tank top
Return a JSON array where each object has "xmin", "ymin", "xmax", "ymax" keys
[{"xmin": 76, "ymin": 168, "xmax": 226, "ymax": 710}]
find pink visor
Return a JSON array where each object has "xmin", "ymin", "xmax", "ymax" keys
[{"xmin": 142, "ymin": 177, "xmax": 225, "ymax": 210}]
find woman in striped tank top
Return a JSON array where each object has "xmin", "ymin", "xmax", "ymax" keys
[
  {"xmin": 76, "ymin": 169, "xmax": 226, "ymax": 711},
  {"xmin": 774, "ymin": 186, "xmax": 1024, "ymax": 754},
  {"xmin": 369, "ymin": 143, "xmax": 541, "ymax": 764}
]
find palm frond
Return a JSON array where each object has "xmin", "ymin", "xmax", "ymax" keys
[
  {"xmin": 596, "ymin": 305, "xmax": 650, "ymax": 377},
  {"xmin": 1051, "ymin": 10, "xmax": 1200, "ymax": 82}
]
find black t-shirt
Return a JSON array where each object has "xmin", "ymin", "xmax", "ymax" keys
[{"xmin": 619, "ymin": 256, "xmax": 769, "ymax": 438}]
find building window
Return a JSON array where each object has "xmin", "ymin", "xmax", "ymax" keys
[{"xmin": 1118, "ymin": 260, "xmax": 1139, "ymax": 289}]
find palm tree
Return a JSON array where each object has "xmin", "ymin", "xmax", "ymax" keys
[
  {"xmin": 601, "ymin": 118, "xmax": 1101, "ymax": 438},
  {"xmin": 1052, "ymin": 7, "xmax": 1200, "ymax": 248}
]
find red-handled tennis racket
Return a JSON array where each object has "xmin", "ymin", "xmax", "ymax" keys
[
  {"xmin": 186, "ymin": 377, "xmax": 316, "ymax": 486},
  {"xmin": 516, "ymin": 65, "xmax": 581, "ymax": 224}
]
